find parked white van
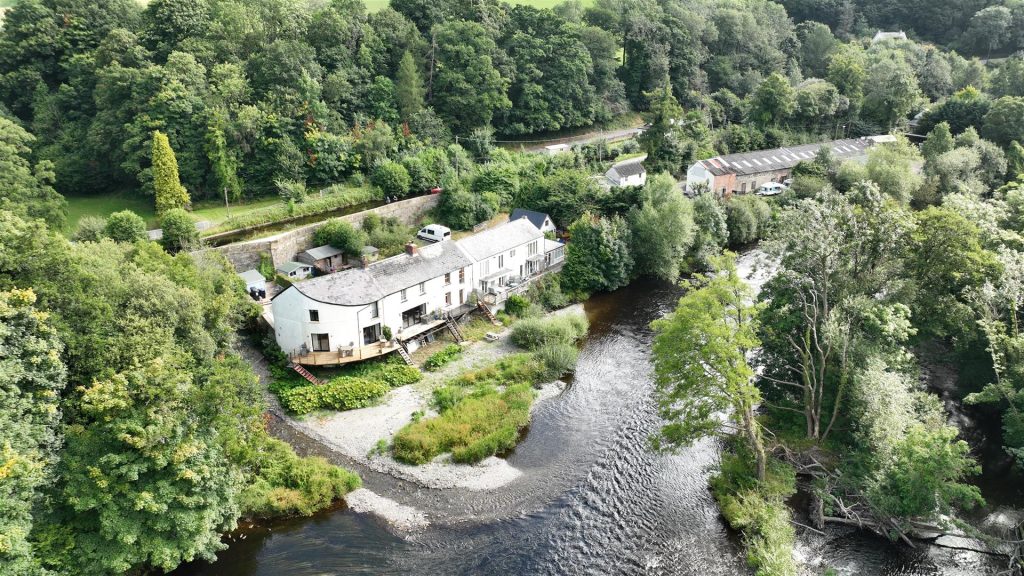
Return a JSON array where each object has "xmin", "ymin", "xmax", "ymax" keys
[
  {"xmin": 757, "ymin": 182, "xmax": 785, "ymax": 196},
  {"xmin": 416, "ymin": 224, "xmax": 452, "ymax": 243}
]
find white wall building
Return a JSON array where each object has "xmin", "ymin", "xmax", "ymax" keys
[
  {"xmin": 271, "ymin": 218, "xmax": 552, "ymax": 365},
  {"xmin": 605, "ymin": 159, "xmax": 647, "ymax": 187}
]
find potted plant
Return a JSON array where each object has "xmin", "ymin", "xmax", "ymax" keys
[{"xmin": 381, "ymin": 325, "xmax": 393, "ymax": 343}]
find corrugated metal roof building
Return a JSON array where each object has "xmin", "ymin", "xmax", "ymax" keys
[{"xmin": 685, "ymin": 137, "xmax": 880, "ymax": 196}]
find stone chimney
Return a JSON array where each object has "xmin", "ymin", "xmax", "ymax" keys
[{"xmin": 405, "ymin": 242, "xmax": 418, "ymax": 256}]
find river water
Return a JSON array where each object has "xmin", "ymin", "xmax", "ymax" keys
[{"xmin": 177, "ymin": 252, "xmax": 1019, "ymax": 576}]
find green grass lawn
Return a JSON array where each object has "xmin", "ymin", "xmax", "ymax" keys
[
  {"xmin": 63, "ymin": 191, "xmax": 288, "ymax": 235},
  {"xmin": 64, "ymin": 192, "xmax": 157, "ymax": 233}
]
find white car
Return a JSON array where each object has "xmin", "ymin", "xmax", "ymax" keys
[
  {"xmin": 756, "ymin": 182, "xmax": 785, "ymax": 196},
  {"xmin": 416, "ymin": 224, "xmax": 452, "ymax": 243}
]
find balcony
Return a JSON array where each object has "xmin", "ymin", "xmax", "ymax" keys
[{"xmin": 289, "ymin": 341, "xmax": 403, "ymax": 366}]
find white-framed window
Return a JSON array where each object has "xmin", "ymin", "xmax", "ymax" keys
[
  {"xmin": 370, "ymin": 301, "xmax": 379, "ymax": 318},
  {"xmin": 528, "ymin": 241, "xmax": 538, "ymax": 256},
  {"xmin": 459, "ymin": 268, "xmax": 465, "ymax": 283},
  {"xmin": 483, "ymin": 260, "xmax": 490, "ymax": 275},
  {"xmin": 419, "ymin": 282, "xmax": 426, "ymax": 295},
  {"xmin": 401, "ymin": 289, "xmax": 407, "ymax": 302},
  {"xmin": 444, "ymin": 272, "xmax": 451, "ymax": 285},
  {"xmin": 308, "ymin": 310, "xmax": 319, "ymax": 322},
  {"xmin": 510, "ymin": 249, "xmax": 516, "ymax": 258},
  {"xmin": 498, "ymin": 255, "xmax": 504, "ymax": 268}
]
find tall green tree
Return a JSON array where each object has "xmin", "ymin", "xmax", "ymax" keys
[
  {"xmin": 0, "ymin": 117, "xmax": 67, "ymax": 229},
  {"xmin": 748, "ymin": 73, "xmax": 796, "ymax": 128},
  {"xmin": 562, "ymin": 212, "xmax": 633, "ymax": 295},
  {"xmin": 652, "ymin": 255, "xmax": 767, "ymax": 481},
  {"xmin": 152, "ymin": 130, "xmax": 190, "ymax": 215},
  {"xmin": 0, "ymin": 288, "xmax": 65, "ymax": 576},
  {"xmin": 431, "ymin": 21, "xmax": 511, "ymax": 134},
  {"xmin": 628, "ymin": 173, "xmax": 695, "ymax": 283},
  {"xmin": 395, "ymin": 51, "xmax": 425, "ymax": 120}
]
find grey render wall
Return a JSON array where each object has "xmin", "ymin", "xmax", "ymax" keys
[{"xmin": 201, "ymin": 194, "xmax": 440, "ymax": 271}]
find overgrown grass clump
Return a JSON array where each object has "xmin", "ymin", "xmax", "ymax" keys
[
  {"xmin": 392, "ymin": 384, "xmax": 535, "ymax": 464},
  {"xmin": 239, "ymin": 437, "xmax": 361, "ymax": 518},
  {"xmin": 710, "ymin": 448, "xmax": 798, "ymax": 576},
  {"xmin": 509, "ymin": 313, "xmax": 588, "ymax": 350},
  {"xmin": 424, "ymin": 344, "xmax": 463, "ymax": 371}
]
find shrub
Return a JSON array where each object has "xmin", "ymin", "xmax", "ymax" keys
[
  {"xmin": 510, "ymin": 313, "xmax": 589, "ymax": 350},
  {"xmin": 711, "ymin": 450, "xmax": 798, "ymax": 576},
  {"xmin": 431, "ymin": 385, "xmax": 466, "ymax": 412},
  {"xmin": 503, "ymin": 294, "xmax": 531, "ymax": 317},
  {"xmin": 239, "ymin": 437, "xmax": 361, "ymax": 518},
  {"xmin": 314, "ymin": 219, "xmax": 366, "ymax": 257},
  {"xmin": 72, "ymin": 216, "xmax": 108, "ymax": 242},
  {"xmin": 279, "ymin": 377, "xmax": 390, "ymax": 414},
  {"xmin": 534, "ymin": 342, "xmax": 579, "ymax": 381},
  {"xmin": 104, "ymin": 210, "xmax": 148, "ymax": 242},
  {"xmin": 370, "ymin": 362, "xmax": 422, "ymax": 387},
  {"xmin": 526, "ymin": 274, "xmax": 572, "ymax": 310},
  {"xmin": 424, "ymin": 344, "xmax": 463, "ymax": 371},
  {"xmin": 160, "ymin": 208, "xmax": 199, "ymax": 252},
  {"xmin": 371, "ymin": 161, "xmax": 412, "ymax": 198}
]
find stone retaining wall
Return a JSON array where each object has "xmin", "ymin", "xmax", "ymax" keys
[{"xmin": 202, "ymin": 194, "xmax": 440, "ymax": 271}]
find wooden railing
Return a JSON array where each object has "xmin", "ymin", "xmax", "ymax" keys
[{"xmin": 289, "ymin": 341, "xmax": 402, "ymax": 366}]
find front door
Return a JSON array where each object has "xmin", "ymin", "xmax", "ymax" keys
[{"xmin": 311, "ymin": 333, "xmax": 330, "ymax": 352}]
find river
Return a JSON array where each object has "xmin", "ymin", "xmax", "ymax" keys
[{"xmin": 177, "ymin": 252, "xmax": 1019, "ymax": 576}]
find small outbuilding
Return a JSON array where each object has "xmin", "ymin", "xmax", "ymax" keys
[
  {"xmin": 238, "ymin": 269, "xmax": 266, "ymax": 292},
  {"xmin": 509, "ymin": 208, "xmax": 557, "ymax": 234},
  {"xmin": 872, "ymin": 30, "xmax": 907, "ymax": 44},
  {"xmin": 298, "ymin": 244, "xmax": 346, "ymax": 273},
  {"xmin": 276, "ymin": 261, "xmax": 314, "ymax": 280}
]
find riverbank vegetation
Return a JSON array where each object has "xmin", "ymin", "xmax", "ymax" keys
[
  {"xmin": 393, "ymin": 312, "xmax": 588, "ymax": 465},
  {"xmin": 653, "ymin": 155, "xmax": 1024, "ymax": 572}
]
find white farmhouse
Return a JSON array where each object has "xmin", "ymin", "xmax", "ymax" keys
[
  {"xmin": 604, "ymin": 159, "xmax": 647, "ymax": 187},
  {"xmin": 270, "ymin": 218, "xmax": 554, "ymax": 366}
]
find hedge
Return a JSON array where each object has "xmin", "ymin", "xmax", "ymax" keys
[{"xmin": 279, "ymin": 377, "xmax": 389, "ymax": 415}]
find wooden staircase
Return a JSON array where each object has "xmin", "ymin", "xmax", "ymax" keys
[
  {"xmin": 445, "ymin": 313, "xmax": 466, "ymax": 342},
  {"xmin": 396, "ymin": 345, "xmax": 414, "ymax": 365},
  {"xmin": 290, "ymin": 363, "xmax": 324, "ymax": 386},
  {"xmin": 478, "ymin": 301, "xmax": 501, "ymax": 326}
]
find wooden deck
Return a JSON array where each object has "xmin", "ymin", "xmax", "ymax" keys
[{"xmin": 289, "ymin": 341, "xmax": 402, "ymax": 366}]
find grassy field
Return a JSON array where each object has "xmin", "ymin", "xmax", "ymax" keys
[
  {"xmin": 64, "ymin": 192, "xmax": 285, "ymax": 234},
  {"xmin": 64, "ymin": 192, "xmax": 157, "ymax": 233}
]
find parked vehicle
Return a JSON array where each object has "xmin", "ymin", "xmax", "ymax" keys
[
  {"xmin": 757, "ymin": 182, "xmax": 785, "ymax": 196},
  {"xmin": 782, "ymin": 178, "xmax": 793, "ymax": 188},
  {"xmin": 416, "ymin": 224, "xmax": 452, "ymax": 243}
]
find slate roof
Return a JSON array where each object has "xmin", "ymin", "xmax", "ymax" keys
[
  {"xmin": 303, "ymin": 244, "xmax": 345, "ymax": 261},
  {"xmin": 456, "ymin": 218, "xmax": 543, "ymax": 261},
  {"xmin": 607, "ymin": 160, "xmax": 646, "ymax": 179},
  {"xmin": 509, "ymin": 208, "xmax": 552, "ymax": 230},
  {"xmin": 287, "ymin": 240, "xmax": 473, "ymax": 306},
  {"xmin": 238, "ymin": 269, "xmax": 265, "ymax": 285},
  {"xmin": 277, "ymin": 261, "xmax": 311, "ymax": 274},
  {"xmin": 697, "ymin": 137, "xmax": 874, "ymax": 177}
]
